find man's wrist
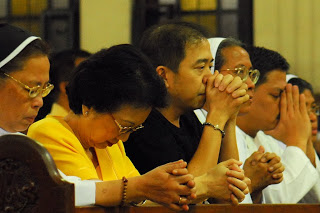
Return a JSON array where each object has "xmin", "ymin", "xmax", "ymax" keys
[
  {"xmin": 194, "ymin": 175, "xmax": 209, "ymax": 200},
  {"xmin": 203, "ymin": 122, "xmax": 225, "ymax": 138},
  {"xmin": 285, "ymin": 139, "xmax": 307, "ymax": 153},
  {"xmin": 206, "ymin": 110, "xmax": 228, "ymax": 126}
]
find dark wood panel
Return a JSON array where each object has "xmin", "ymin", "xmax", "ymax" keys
[
  {"xmin": 0, "ymin": 135, "xmax": 74, "ymax": 213},
  {"xmin": 76, "ymin": 204, "xmax": 320, "ymax": 213}
]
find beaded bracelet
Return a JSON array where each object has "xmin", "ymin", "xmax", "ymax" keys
[
  {"xmin": 120, "ymin": 176, "xmax": 147, "ymax": 206},
  {"xmin": 203, "ymin": 122, "xmax": 225, "ymax": 138},
  {"xmin": 120, "ymin": 176, "xmax": 128, "ymax": 206}
]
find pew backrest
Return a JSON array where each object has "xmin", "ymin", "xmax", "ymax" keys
[{"xmin": 0, "ymin": 134, "xmax": 75, "ymax": 213}]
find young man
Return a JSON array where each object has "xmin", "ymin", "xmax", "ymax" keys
[
  {"xmin": 287, "ymin": 76, "xmax": 319, "ymax": 170},
  {"xmin": 196, "ymin": 37, "xmax": 285, "ymax": 203},
  {"xmin": 125, "ymin": 23, "xmax": 250, "ymax": 204},
  {"xmin": 236, "ymin": 46, "xmax": 320, "ymax": 203}
]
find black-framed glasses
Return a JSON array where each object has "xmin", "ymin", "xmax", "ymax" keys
[
  {"xmin": 111, "ymin": 114, "xmax": 144, "ymax": 135},
  {"xmin": 309, "ymin": 104, "xmax": 320, "ymax": 116},
  {"xmin": 220, "ymin": 65, "xmax": 260, "ymax": 84},
  {"xmin": 1, "ymin": 72, "xmax": 54, "ymax": 98}
]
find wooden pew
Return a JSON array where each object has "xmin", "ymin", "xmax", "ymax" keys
[
  {"xmin": 75, "ymin": 204, "xmax": 320, "ymax": 213},
  {"xmin": 1, "ymin": 134, "xmax": 319, "ymax": 213},
  {"xmin": 0, "ymin": 134, "xmax": 74, "ymax": 213}
]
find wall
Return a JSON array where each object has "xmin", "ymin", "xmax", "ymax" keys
[
  {"xmin": 80, "ymin": 0, "xmax": 132, "ymax": 53},
  {"xmin": 254, "ymin": 0, "xmax": 320, "ymax": 93},
  {"xmin": 79, "ymin": 1, "xmax": 320, "ymax": 92}
]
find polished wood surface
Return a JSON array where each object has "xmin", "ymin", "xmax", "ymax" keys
[
  {"xmin": 2, "ymin": 135, "xmax": 319, "ymax": 213},
  {"xmin": 0, "ymin": 135, "xmax": 74, "ymax": 213},
  {"xmin": 76, "ymin": 204, "xmax": 320, "ymax": 213}
]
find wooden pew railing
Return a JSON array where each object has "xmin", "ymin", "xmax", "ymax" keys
[
  {"xmin": 0, "ymin": 135, "xmax": 74, "ymax": 213},
  {"xmin": 75, "ymin": 204, "xmax": 320, "ymax": 213},
  {"xmin": 0, "ymin": 135, "xmax": 319, "ymax": 213}
]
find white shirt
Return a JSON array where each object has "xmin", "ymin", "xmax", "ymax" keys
[
  {"xmin": 236, "ymin": 126, "xmax": 320, "ymax": 203},
  {"xmin": 58, "ymin": 171, "xmax": 97, "ymax": 206},
  {"xmin": 0, "ymin": 128, "xmax": 96, "ymax": 206}
]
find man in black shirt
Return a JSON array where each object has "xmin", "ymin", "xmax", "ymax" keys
[
  {"xmin": 125, "ymin": 23, "xmax": 251, "ymax": 204},
  {"xmin": 126, "ymin": 109, "xmax": 203, "ymax": 174}
]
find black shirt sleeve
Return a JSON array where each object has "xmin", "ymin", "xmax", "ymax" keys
[{"xmin": 124, "ymin": 109, "xmax": 202, "ymax": 174}]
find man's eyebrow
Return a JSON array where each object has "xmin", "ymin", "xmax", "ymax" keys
[
  {"xmin": 237, "ymin": 64, "xmax": 252, "ymax": 69},
  {"xmin": 193, "ymin": 59, "xmax": 209, "ymax": 65}
]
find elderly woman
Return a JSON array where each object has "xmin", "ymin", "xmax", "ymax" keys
[
  {"xmin": 0, "ymin": 23, "xmax": 52, "ymax": 134},
  {"xmin": 0, "ymin": 23, "xmax": 195, "ymax": 211},
  {"xmin": 28, "ymin": 44, "xmax": 196, "ymax": 209}
]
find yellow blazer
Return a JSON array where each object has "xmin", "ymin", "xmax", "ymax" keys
[{"xmin": 28, "ymin": 116, "xmax": 140, "ymax": 181}]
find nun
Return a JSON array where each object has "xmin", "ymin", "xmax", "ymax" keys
[{"xmin": 0, "ymin": 23, "xmax": 53, "ymax": 135}]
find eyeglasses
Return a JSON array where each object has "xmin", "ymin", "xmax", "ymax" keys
[
  {"xmin": 309, "ymin": 104, "xmax": 320, "ymax": 116},
  {"xmin": 1, "ymin": 72, "xmax": 54, "ymax": 98},
  {"xmin": 220, "ymin": 65, "xmax": 260, "ymax": 84},
  {"xmin": 111, "ymin": 115, "xmax": 144, "ymax": 135}
]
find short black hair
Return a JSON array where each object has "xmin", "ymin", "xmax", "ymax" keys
[
  {"xmin": 49, "ymin": 49, "xmax": 91, "ymax": 101},
  {"xmin": 0, "ymin": 39, "xmax": 49, "ymax": 76},
  {"xmin": 66, "ymin": 44, "xmax": 168, "ymax": 114},
  {"xmin": 139, "ymin": 22, "xmax": 206, "ymax": 73},
  {"xmin": 167, "ymin": 20, "xmax": 212, "ymax": 38},
  {"xmin": 288, "ymin": 77, "xmax": 314, "ymax": 95},
  {"xmin": 215, "ymin": 37, "xmax": 246, "ymax": 70},
  {"xmin": 246, "ymin": 46, "xmax": 289, "ymax": 87}
]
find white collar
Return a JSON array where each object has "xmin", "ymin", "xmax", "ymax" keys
[
  {"xmin": 0, "ymin": 128, "xmax": 10, "ymax": 136},
  {"xmin": 0, "ymin": 127, "xmax": 22, "ymax": 136},
  {"xmin": 193, "ymin": 109, "xmax": 208, "ymax": 124}
]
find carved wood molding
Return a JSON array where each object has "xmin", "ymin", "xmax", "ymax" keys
[{"xmin": 0, "ymin": 158, "xmax": 38, "ymax": 213}]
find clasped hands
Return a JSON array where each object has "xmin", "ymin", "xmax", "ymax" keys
[
  {"xmin": 200, "ymin": 159, "xmax": 251, "ymax": 205},
  {"xmin": 243, "ymin": 146, "xmax": 285, "ymax": 194},
  {"xmin": 147, "ymin": 159, "xmax": 251, "ymax": 211},
  {"xmin": 203, "ymin": 70, "xmax": 249, "ymax": 119}
]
